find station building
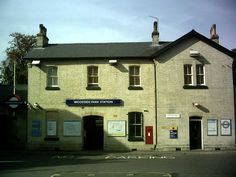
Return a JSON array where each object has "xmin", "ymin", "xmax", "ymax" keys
[{"xmin": 24, "ymin": 22, "xmax": 235, "ymax": 151}]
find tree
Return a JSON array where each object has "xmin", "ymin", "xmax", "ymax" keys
[{"xmin": 0, "ymin": 33, "xmax": 36, "ymax": 85}]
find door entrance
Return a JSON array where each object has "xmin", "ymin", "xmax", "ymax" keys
[
  {"xmin": 189, "ymin": 117, "xmax": 202, "ymax": 150},
  {"xmin": 83, "ymin": 116, "xmax": 104, "ymax": 150}
]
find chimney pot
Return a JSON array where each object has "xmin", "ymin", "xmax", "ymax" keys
[
  {"xmin": 37, "ymin": 24, "xmax": 49, "ymax": 47},
  {"xmin": 210, "ymin": 24, "xmax": 219, "ymax": 44},
  {"xmin": 151, "ymin": 21, "xmax": 159, "ymax": 46}
]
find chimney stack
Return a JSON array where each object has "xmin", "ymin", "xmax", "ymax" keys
[
  {"xmin": 210, "ymin": 24, "xmax": 219, "ymax": 44},
  {"xmin": 36, "ymin": 24, "xmax": 49, "ymax": 47},
  {"xmin": 152, "ymin": 21, "xmax": 159, "ymax": 46}
]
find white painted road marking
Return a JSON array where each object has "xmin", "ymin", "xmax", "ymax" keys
[{"xmin": 51, "ymin": 154, "xmax": 175, "ymax": 160}]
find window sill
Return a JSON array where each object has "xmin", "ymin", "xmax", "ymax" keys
[
  {"xmin": 86, "ymin": 85, "xmax": 101, "ymax": 90},
  {"xmin": 44, "ymin": 137, "xmax": 59, "ymax": 141},
  {"xmin": 128, "ymin": 86, "xmax": 143, "ymax": 90},
  {"xmin": 183, "ymin": 85, "xmax": 208, "ymax": 89},
  {"xmin": 128, "ymin": 137, "xmax": 144, "ymax": 142},
  {"xmin": 45, "ymin": 86, "xmax": 60, "ymax": 90}
]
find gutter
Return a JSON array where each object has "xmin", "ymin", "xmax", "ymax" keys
[{"xmin": 153, "ymin": 59, "xmax": 158, "ymax": 150}]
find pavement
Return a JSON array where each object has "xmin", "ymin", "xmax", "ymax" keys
[{"xmin": 1, "ymin": 148, "xmax": 236, "ymax": 157}]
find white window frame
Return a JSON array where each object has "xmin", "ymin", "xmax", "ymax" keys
[
  {"xmin": 47, "ymin": 66, "xmax": 58, "ymax": 87},
  {"xmin": 129, "ymin": 66, "xmax": 141, "ymax": 87},
  {"xmin": 184, "ymin": 64, "xmax": 193, "ymax": 85},
  {"xmin": 87, "ymin": 66, "xmax": 99, "ymax": 86},
  {"xmin": 196, "ymin": 64, "xmax": 205, "ymax": 85},
  {"xmin": 128, "ymin": 112, "xmax": 144, "ymax": 141}
]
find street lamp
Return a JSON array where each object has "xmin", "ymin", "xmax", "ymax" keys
[{"xmin": 13, "ymin": 59, "xmax": 16, "ymax": 95}]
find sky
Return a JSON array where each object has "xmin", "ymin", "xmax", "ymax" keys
[{"xmin": 0, "ymin": 0, "xmax": 236, "ymax": 61}]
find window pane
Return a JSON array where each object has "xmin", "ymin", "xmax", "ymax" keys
[
  {"xmin": 93, "ymin": 77, "xmax": 98, "ymax": 84},
  {"xmin": 196, "ymin": 65, "xmax": 204, "ymax": 85},
  {"xmin": 129, "ymin": 67, "xmax": 135, "ymax": 75},
  {"xmin": 129, "ymin": 76, "xmax": 134, "ymax": 86},
  {"xmin": 197, "ymin": 75, "xmax": 204, "ymax": 85},
  {"xmin": 129, "ymin": 113, "xmax": 135, "ymax": 124},
  {"xmin": 134, "ymin": 76, "xmax": 140, "ymax": 85},
  {"xmin": 52, "ymin": 67, "xmax": 57, "ymax": 76},
  {"xmin": 184, "ymin": 65, "xmax": 191, "ymax": 74},
  {"xmin": 88, "ymin": 67, "xmax": 92, "ymax": 75},
  {"xmin": 94, "ymin": 67, "xmax": 98, "ymax": 74},
  {"xmin": 135, "ymin": 116, "xmax": 141, "ymax": 124},
  {"xmin": 184, "ymin": 75, "xmax": 192, "ymax": 85},
  {"xmin": 88, "ymin": 77, "xmax": 93, "ymax": 84},
  {"xmin": 196, "ymin": 65, "xmax": 204, "ymax": 74},
  {"xmin": 129, "ymin": 125, "xmax": 135, "ymax": 137},
  {"xmin": 135, "ymin": 125, "xmax": 142, "ymax": 136},
  {"xmin": 134, "ymin": 67, "xmax": 140, "ymax": 75},
  {"xmin": 48, "ymin": 68, "xmax": 52, "ymax": 76},
  {"xmin": 184, "ymin": 65, "xmax": 192, "ymax": 85},
  {"xmin": 47, "ymin": 78, "xmax": 52, "ymax": 86},
  {"xmin": 52, "ymin": 77, "xmax": 58, "ymax": 86}
]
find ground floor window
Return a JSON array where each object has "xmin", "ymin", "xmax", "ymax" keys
[{"xmin": 128, "ymin": 112, "xmax": 143, "ymax": 141}]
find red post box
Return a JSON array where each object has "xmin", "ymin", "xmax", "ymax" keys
[{"xmin": 145, "ymin": 126, "xmax": 153, "ymax": 144}]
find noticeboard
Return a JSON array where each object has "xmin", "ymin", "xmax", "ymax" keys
[
  {"xmin": 47, "ymin": 120, "xmax": 57, "ymax": 136},
  {"xmin": 221, "ymin": 119, "xmax": 231, "ymax": 136},
  {"xmin": 63, "ymin": 120, "xmax": 81, "ymax": 136},
  {"xmin": 207, "ymin": 119, "xmax": 218, "ymax": 136},
  {"xmin": 107, "ymin": 120, "xmax": 126, "ymax": 136},
  {"xmin": 32, "ymin": 120, "xmax": 41, "ymax": 137}
]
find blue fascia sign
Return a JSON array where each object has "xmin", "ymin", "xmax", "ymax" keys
[{"xmin": 66, "ymin": 99, "xmax": 123, "ymax": 106}]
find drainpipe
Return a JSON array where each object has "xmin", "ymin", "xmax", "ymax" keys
[{"xmin": 153, "ymin": 59, "xmax": 158, "ymax": 150}]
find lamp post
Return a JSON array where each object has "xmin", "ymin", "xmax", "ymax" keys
[
  {"xmin": 13, "ymin": 59, "xmax": 16, "ymax": 95},
  {"xmin": 13, "ymin": 59, "xmax": 16, "ymax": 117}
]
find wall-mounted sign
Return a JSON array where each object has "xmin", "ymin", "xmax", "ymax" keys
[
  {"xmin": 63, "ymin": 120, "xmax": 81, "ymax": 136},
  {"xmin": 207, "ymin": 119, "xmax": 218, "ymax": 136},
  {"xmin": 220, "ymin": 119, "xmax": 231, "ymax": 136},
  {"xmin": 170, "ymin": 127, "xmax": 178, "ymax": 139},
  {"xmin": 166, "ymin": 114, "xmax": 181, "ymax": 118},
  {"xmin": 107, "ymin": 120, "xmax": 126, "ymax": 136},
  {"xmin": 66, "ymin": 99, "xmax": 123, "ymax": 106}
]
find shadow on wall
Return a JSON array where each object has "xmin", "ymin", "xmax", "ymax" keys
[
  {"xmin": 28, "ymin": 108, "xmax": 130, "ymax": 152},
  {"xmin": 0, "ymin": 114, "xmax": 27, "ymax": 150}
]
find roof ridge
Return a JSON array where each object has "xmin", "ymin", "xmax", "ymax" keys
[{"xmin": 47, "ymin": 41, "xmax": 153, "ymax": 45}]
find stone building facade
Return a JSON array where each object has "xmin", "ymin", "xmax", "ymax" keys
[{"xmin": 24, "ymin": 23, "xmax": 235, "ymax": 151}]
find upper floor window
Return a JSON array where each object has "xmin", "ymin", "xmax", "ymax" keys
[
  {"xmin": 47, "ymin": 66, "xmax": 58, "ymax": 87},
  {"xmin": 87, "ymin": 66, "xmax": 98, "ymax": 85},
  {"xmin": 87, "ymin": 66, "xmax": 101, "ymax": 90},
  {"xmin": 129, "ymin": 66, "xmax": 141, "ymax": 87},
  {"xmin": 196, "ymin": 64, "xmax": 205, "ymax": 85},
  {"xmin": 128, "ymin": 112, "xmax": 144, "ymax": 141},
  {"xmin": 184, "ymin": 64, "xmax": 193, "ymax": 85}
]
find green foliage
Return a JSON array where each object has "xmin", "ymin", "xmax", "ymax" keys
[{"xmin": 0, "ymin": 33, "xmax": 36, "ymax": 84}]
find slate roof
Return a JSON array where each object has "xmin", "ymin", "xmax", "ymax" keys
[
  {"xmin": 24, "ymin": 42, "xmax": 170, "ymax": 60},
  {"xmin": 153, "ymin": 30, "xmax": 235, "ymax": 58},
  {"xmin": 23, "ymin": 30, "xmax": 235, "ymax": 60}
]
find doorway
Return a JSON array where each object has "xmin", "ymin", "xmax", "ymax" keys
[
  {"xmin": 83, "ymin": 116, "xmax": 104, "ymax": 150},
  {"xmin": 189, "ymin": 117, "xmax": 202, "ymax": 150}
]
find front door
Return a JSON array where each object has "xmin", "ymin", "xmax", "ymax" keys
[
  {"xmin": 83, "ymin": 116, "xmax": 104, "ymax": 150},
  {"xmin": 189, "ymin": 118, "xmax": 202, "ymax": 150}
]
